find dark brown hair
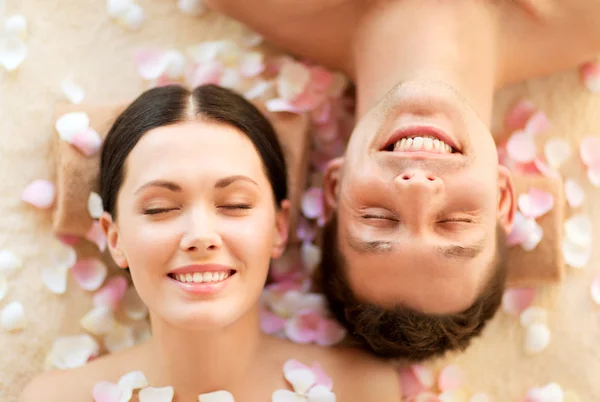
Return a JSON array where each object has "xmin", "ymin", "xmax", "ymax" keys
[
  {"xmin": 319, "ymin": 213, "xmax": 508, "ymax": 361},
  {"xmin": 100, "ymin": 84, "xmax": 287, "ymax": 218}
]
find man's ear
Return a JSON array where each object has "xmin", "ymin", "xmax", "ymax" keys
[
  {"xmin": 99, "ymin": 212, "xmax": 128, "ymax": 268},
  {"xmin": 497, "ymin": 165, "xmax": 516, "ymax": 234},
  {"xmin": 272, "ymin": 200, "xmax": 291, "ymax": 259},
  {"xmin": 322, "ymin": 157, "xmax": 344, "ymax": 222}
]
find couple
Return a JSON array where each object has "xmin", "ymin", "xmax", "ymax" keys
[{"xmin": 21, "ymin": 0, "xmax": 600, "ymax": 400}]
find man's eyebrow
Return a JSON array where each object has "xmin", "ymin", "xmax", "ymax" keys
[
  {"xmin": 134, "ymin": 180, "xmax": 182, "ymax": 195},
  {"xmin": 437, "ymin": 237, "xmax": 486, "ymax": 259},
  {"xmin": 346, "ymin": 231, "xmax": 395, "ymax": 255}
]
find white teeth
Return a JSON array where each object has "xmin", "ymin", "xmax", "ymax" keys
[
  {"xmin": 393, "ymin": 136, "xmax": 453, "ymax": 154},
  {"xmin": 172, "ymin": 271, "xmax": 232, "ymax": 284},
  {"xmin": 193, "ymin": 272, "xmax": 203, "ymax": 283},
  {"xmin": 185, "ymin": 273, "xmax": 193, "ymax": 283},
  {"xmin": 203, "ymin": 272, "xmax": 212, "ymax": 282}
]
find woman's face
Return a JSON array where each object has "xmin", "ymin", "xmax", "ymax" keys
[{"xmin": 101, "ymin": 121, "xmax": 288, "ymax": 330}]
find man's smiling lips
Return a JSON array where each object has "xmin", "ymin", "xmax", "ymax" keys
[{"xmin": 380, "ymin": 124, "xmax": 461, "ymax": 155}]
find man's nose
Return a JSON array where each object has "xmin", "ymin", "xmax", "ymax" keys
[{"xmin": 393, "ymin": 171, "xmax": 444, "ymax": 232}]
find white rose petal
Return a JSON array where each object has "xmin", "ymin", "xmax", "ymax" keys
[{"xmin": 0, "ymin": 301, "xmax": 26, "ymax": 331}]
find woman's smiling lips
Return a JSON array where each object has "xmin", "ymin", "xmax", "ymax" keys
[{"xmin": 168, "ymin": 264, "xmax": 237, "ymax": 295}]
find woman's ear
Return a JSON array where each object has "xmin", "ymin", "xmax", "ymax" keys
[
  {"xmin": 322, "ymin": 157, "xmax": 344, "ymax": 223},
  {"xmin": 497, "ymin": 165, "xmax": 516, "ymax": 234},
  {"xmin": 99, "ymin": 212, "xmax": 128, "ymax": 269},
  {"xmin": 271, "ymin": 200, "xmax": 291, "ymax": 259}
]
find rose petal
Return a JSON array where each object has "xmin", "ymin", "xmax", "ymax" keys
[
  {"xmin": 139, "ymin": 386, "xmax": 174, "ymax": 402},
  {"xmin": 104, "ymin": 323, "xmax": 135, "ymax": 353},
  {"xmin": 508, "ymin": 212, "xmax": 544, "ymax": 251},
  {"xmin": 524, "ymin": 111, "xmax": 551, "ymax": 136},
  {"xmin": 399, "ymin": 367, "xmax": 428, "ymax": 398},
  {"xmin": 506, "ymin": 131, "xmax": 537, "ymax": 163},
  {"xmin": 272, "ymin": 389, "xmax": 305, "ymax": 402},
  {"xmin": 107, "ymin": 0, "xmax": 133, "ymax": 16},
  {"xmin": 4, "ymin": 15, "xmax": 28, "ymax": 38},
  {"xmin": 411, "ymin": 365, "xmax": 434, "ymax": 389},
  {"xmin": 198, "ymin": 390, "xmax": 235, "ymax": 402},
  {"xmin": 277, "ymin": 61, "xmax": 311, "ymax": 101},
  {"xmin": 87, "ymin": 192, "xmax": 105, "ymax": 219},
  {"xmin": 524, "ymin": 322, "xmax": 551, "ymax": 354},
  {"xmin": 187, "ymin": 40, "xmax": 237, "ymax": 64},
  {"xmin": 187, "ymin": 60, "xmax": 224, "ymax": 87},
  {"xmin": 21, "ymin": 179, "xmax": 55, "ymax": 209},
  {"xmin": 306, "ymin": 385, "xmax": 336, "ymax": 402},
  {"xmin": 285, "ymin": 313, "xmax": 317, "ymax": 344},
  {"xmin": 562, "ymin": 238, "xmax": 591, "ymax": 269},
  {"xmin": 505, "ymin": 99, "xmax": 536, "ymax": 131},
  {"xmin": 93, "ymin": 381, "xmax": 123, "ymax": 402},
  {"xmin": 41, "ymin": 264, "xmax": 69, "ymax": 294},
  {"xmin": 520, "ymin": 306, "xmax": 548, "ymax": 328},
  {"xmin": 533, "ymin": 158, "xmax": 560, "ymax": 179},
  {"xmin": 285, "ymin": 368, "xmax": 316, "ymax": 394},
  {"xmin": 526, "ymin": 383, "xmax": 564, "ymax": 402},
  {"xmin": 45, "ymin": 334, "xmax": 99, "ymax": 370},
  {"xmin": 315, "ymin": 317, "xmax": 346, "ymax": 346},
  {"xmin": 56, "ymin": 111, "xmax": 90, "ymax": 142},
  {"xmin": 588, "ymin": 167, "xmax": 600, "ymax": 187},
  {"xmin": 590, "ymin": 272, "xmax": 600, "ymax": 305},
  {"xmin": 57, "ymin": 234, "xmax": 81, "ymax": 246},
  {"xmin": 580, "ymin": 136, "xmax": 600, "ymax": 168},
  {"xmin": 543, "ymin": 138, "xmax": 572, "ymax": 169},
  {"xmin": 86, "ymin": 221, "xmax": 107, "ymax": 251},
  {"xmin": 118, "ymin": 370, "xmax": 149, "ymax": 391},
  {"xmin": 0, "ymin": 301, "xmax": 26, "ymax": 331},
  {"xmin": 0, "ymin": 35, "xmax": 28, "ymax": 71},
  {"xmin": 116, "ymin": 4, "xmax": 145, "ymax": 31},
  {"xmin": 580, "ymin": 61, "xmax": 600, "ymax": 93},
  {"xmin": 241, "ymin": 30, "xmax": 264, "ymax": 48},
  {"xmin": 219, "ymin": 68, "xmax": 241, "ymax": 89},
  {"xmin": 239, "ymin": 51, "xmax": 265, "ymax": 78},
  {"xmin": 244, "ymin": 79, "xmax": 275, "ymax": 100},
  {"xmin": 51, "ymin": 239, "xmax": 77, "ymax": 268},
  {"xmin": 468, "ymin": 393, "xmax": 492, "ymax": 402},
  {"xmin": 163, "ymin": 50, "xmax": 186, "ymax": 79},
  {"xmin": 301, "ymin": 187, "xmax": 324, "ymax": 219},
  {"xmin": 0, "ymin": 249, "xmax": 22, "ymax": 277},
  {"xmin": 71, "ymin": 127, "xmax": 102, "ymax": 156},
  {"xmin": 564, "ymin": 179, "xmax": 585, "ymax": 208},
  {"xmin": 301, "ymin": 242, "xmax": 322, "ymax": 274},
  {"xmin": 178, "ymin": 0, "xmax": 207, "ymax": 16},
  {"xmin": 564, "ymin": 213, "xmax": 592, "ymax": 246},
  {"xmin": 260, "ymin": 308, "xmax": 286, "ymax": 334},
  {"xmin": 502, "ymin": 288, "xmax": 536, "ymax": 315},
  {"xmin": 123, "ymin": 286, "xmax": 148, "ymax": 320},
  {"xmin": 310, "ymin": 363, "xmax": 333, "ymax": 390},
  {"xmin": 61, "ymin": 79, "xmax": 85, "ymax": 104},
  {"xmin": 94, "ymin": 275, "xmax": 129, "ymax": 310},
  {"xmin": 518, "ymin": 188, "xmax": 554, "ymax": 219},
  {"xmin": 72, "ymin": 258, "xmax": 107, "ymax": 291},
  {"xmin": 134, "ymin": 49, "xmax": 169, "ymax": 80},
  {"xmin": 438, "ymin": 365, "xmax": 464, "ymax": 392},
  {"xmin": 81, "ymin": 305, "xmax": 115, "ymax": 335},
  {"xmin": 265, "ymin": 98, "xmax": 303, "ymax": 113},
  {"xmin": 0, "ymin": 276, "xmax": 7, "ymax": 301},
  {"xmin": 296, "ymin": 216, "xmax": 317, "ymax": 242}
]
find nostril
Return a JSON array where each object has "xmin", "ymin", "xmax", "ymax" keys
[
  {"xmin": 427, "ymin": 176, "xmax": 436, "ymax": 181},
  {"xmin": 401, "ymin": 174, "xmax": 411, "ymax": 180}
]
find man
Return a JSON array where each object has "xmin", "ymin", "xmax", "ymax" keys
[{"xmin": 205, "ymin": 0, "xmax": 600, "ymax": 359}]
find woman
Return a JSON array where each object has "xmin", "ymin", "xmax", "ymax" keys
[{"xmin": 19, "ymin": 85, "xmax": 400, "ymax": 401}]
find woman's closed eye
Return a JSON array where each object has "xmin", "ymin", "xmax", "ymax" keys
[
  {"xmin": 219, "ymin": 204, "xmax": 252, "ymax": 210},
  {"xmin": 144, "ymin": 207, "xmax": 177, "ymax": 215}
]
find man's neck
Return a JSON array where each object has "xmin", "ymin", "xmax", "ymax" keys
[{"xmin": 352, "ymin": 0, "xmax": 499, "ymax": 125}]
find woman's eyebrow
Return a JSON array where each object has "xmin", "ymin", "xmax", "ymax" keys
[{"xmin": 134, "ymin": 180, "xmax": 182, "ymax": 195}]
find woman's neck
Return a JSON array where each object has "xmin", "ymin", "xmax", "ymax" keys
[
  {"xmin": 352, "ymin": 0, "xmax": 499, "ymax": 125},
  {"xmin": 145, "ymin": 306, "xmax": 265, "ymax": 399}
]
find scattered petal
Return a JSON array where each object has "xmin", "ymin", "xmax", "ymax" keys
[
  {"xmin": 88, "ymin": 192, "xmax": 105, "ymax": 219},
  {"xmin": 81, "ymin": 305, "xmax": 115, "ymax": 335},
  {"xmin": 533, "ymin": 158, "xmax": 560, "ymax": 178},
  {"xmin": 277, "ymin": 61, "xmax": 311, "ymax": 101},
  {"xmin": 411, "ymin": 365, "xmax": 434, "ymax": 389},
  {"xmin": 518, "ymin": 188, "xmax": 554, "ymax": 219},
  {"xmin": 315, "ymin": 317, "xmax": 346, "ymax": 346},
  {"xmin": 310, "ymin": 363, "xmax": 333, "ymax": 390},
  {"xmin": 580, "ymin": 136, "xmax": 600, "ymax": 169},
  {"xmin": 107, "ymin": 0, "xmax": 133, "ymax": 17},
  {"xmin": 51, "ymin": 240, "xmax": 77, "ymax": 269},
  {"xmin": 468, "ymin": 393, "xmax": 492, "ymax": 402},
  {"xmin": 502, "ymin": 288, "xmax": 536, "ymax": 315},
  {"xmin": 564, "ymin": 179, "xmax": 584, "ymax": 208},
  {"xmin": 0, "ymin": 301, "xmax": 26, "ymax": 331},
  {"xmin": 134, "ymin": 49, "xmax": 169, "ymax": 80},
  {"xmin": 61, "ymin": 79, "xmax": 85, "ymax": 104},
  {"xmin": 260, "ymin": 308, "xmax": 286, "ymax": 334},
  {"xmin": 198, "ymin": 390, "xmax": 235, "ymax": 402},
  {"xmin": 239, "ymin": 51, "xmax": 265, "ymax": 78},
  {"xmin": 564, "ymin": 214, "xmax": 592, "ymax": 246},
  {"xmin": 21, "ymin": 179, "xmax": 55, "ymax": 209},
  {"xmin": 139, "ymin": 386, "xmax": 174, "ymax": 402},
  {"xmin": 244, "ymin": 79, "xmax": 275, "ymax": 100},
  {"xmin": 300, "ymin": 242, "xmax": 321, "ymax": 274},
  {"xmin": 219, "ymin": 68, "xmax": 241, "ymax": 89},
  {"xmin": 265, "ymin": 98, "xmax": 302, "ymax": 114},
  {"xmin": 0, "ymin": 276, "xmax": 7, "ymax": 301},
  {"xmin": 56, "ymin": 111, "xmax": 90, "ymax": 142},
  {"xmin": 285, "ymin": 368, "xmax": 316, "ymax": 394},
  {"xmin": 4, "ymin": 15, "xmax": 28, "ymax": 38},
  {"xmin": 524, "ymin": 111, "xmax": 551, "ymax": 136},
  {"xmin": 178, "ymin": 0, "xmax": 207, "ymax": 16},
  {"xmin": 163, "ymin": 50, "xmax": 186, "ymax": 79},
  {"xmin": 118, "ymin": 370, "xmax": 149, "ymax": 391},
  {"xmin": 104, "ymin": 322, "xmax": 135, "ymax": 353},
  {"xmin": 272, "ymin": 389, "xmax": 305, "ymax": 402},
  {"xmin": 399, "ymin": 367, "xmax": 428, "ymax": 398},
  {"xmin": 301, "ymin": 187, "xmax": 324, "ymax": 220},
  {"xmin": 544, "ymin": 138, "xmax": 572, "ymax": 169},
  {"xmin": 506, "ymin": 131, "xmax": 537, "ymax": 163},
  {"xmin": 508, "ymin": 212, "xmax": 544, "ymax": 251},
  {"xmin": 580, "ymin": 61, "xmax": 600, "ymax": 93},
  {"xmin": 117, "ymin": 3, "xmax": 145, "ymax": 31},
  {"xmin": 0, "ymin": 249, "xmax": 22, "ymax": 277},
  {"xmin": 241, "ymin": 30, "xmax": 264, "ymax": 48},
  {"xmin": 524, "ymin": 322, "xmax": 551, "ymax": 354},
  {"xmin": 41, "ymin": 264, "xmax": 69, "ymax": 294},
  {"xmin": 86, "ymin": 221, "xmax": 107, "ymax": 251},
  {"xmin": 505, "ymin": 99, "xmax": 536, "ymax": 131},
  {"xmin": 93, "ymin": 381, "xmax": 123, "ymax": 402},
  {"xmin": 306, "ymin": 385, "xmax": 336, "ymax": 402},
  {"xmin": 187, "ymin": 60, "xmax": 224, "ymax": 87},
  {"xmin": 285, "ymin": 311, "xmax": 319, "ymax": 344},
  {"xmin": 123, "ymin": 286, "xmax": 148, "ymax": 320},
  {"xmin": 45, "ymin": 334, "xmax": 99, "ymax": 369},
  {"xmin": 526, "ymin": 383, "xmax": 564, "ymax": 402},
  {"xmin": 588, "ymin": 167, "xmax": 600, "ymax": 187},
  {"xmin": 590, "ymin": 272, "xmax": 600, "ymax": 305},
  {"xmin": 562, "ymin": 238, "xmax": 591, "ymax": 269},
  {"xmin": 94, "ymin": 275, "xmax": 129, "ymax": 310},
  {"xmin": 57, "ymin": 234, "xmax": 82, "ymax": 246},
  {"xmin": 438, "ymin": 365, "xmax": 464, "ymax": 392},
  {"xmin": 0, "ymin": 35, "xmax": 28, "ymax": 71},
  {"xmin": 71, "ymin": 127, "xmax": 102, "ymax": 156},
  {"xmin": 520, "ymin": 306, "xmax": 548, "ymax": 328}
]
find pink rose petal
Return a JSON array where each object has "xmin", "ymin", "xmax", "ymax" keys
[
  {"xmin": 265, "ymin": 98, "xmax": 303, "ymax": 114},
  {"xmin": 398, "ymin": 367, "xmax": 428, "ymax": 398},
  {"xmin": 86, "ymin": 221, "xmax": 107, "ymax": 252},
  {"xmin": 301, "ymin": 187, "xmax": 324, "ymax": 219},
  {"xmin": 285, "ymin": 311, "xmax": 319, "ymax": 344},
  {"xmin": 411, "ymin": 365, "xmax": 434, "ymax": 388},
  {"xmin": 187, "ymin": 60, "xmax": 224, "ymax": 87},
  {"xmin": 310, "ymin": 363, "xmax": 334, "ymax": 390},
  {"xmin": 296, "ymin": 216, "xmax": 317, "ymax": 242},
  {"xmin": 277, "ymin": 61, "xmax": 311, "ymax": 101},
  {"xmin": 21, "ymin": 179, "xmax": 55, "ymax": 209},
  {"xmin": 507, "ymin": 212, "xmax": 544, "ymax": 251},
  {"xmin": 259, "ymin": 308, "xmax": 286, "ymax": 334},
  {"xmin": 564, "ymin": 179, "xmax": 585, "ymax": 208},
  {"xmin": 92, "ymin": 381, "xmax": 123, "ymax": 402},
  {"xmin": 533, "ymin": 158, "xmax": 560, "ymax": 178},
  {"xmin": 133, "ymin": 49, "xmax": 169, "ymax": 80},
  {"xmin": 57, "ymin": 234, "xmax": 81, "ymax": 246},
  {"xmin": 71, "ymin": 127, "xmax": 102, "ymax": 156},
  {"xmin": 524, "ymin": 111, "xmax": 551, "ymax": 136},
  {"xmin": 588, "ymin": 167, "xmax": 600, "ymax": 188},
  {"xmin": 591, "ymin": 272, "xmax": 600, "ymax": 305},
  {"xmin": 438, "ymin": 365, "xmax": 464, "ymax": 392},
  {"xmin": 580, "ymin": 136, "xmax": 600, "ymax": 169},
  {"xmin": 544, "ymin": 138, "xmax": 572, "ymax": 169},
  {"xmin": 93, "ymin": 275, "xmax": 128, "ymax": 310},
  {"xmin": 238, "ymin": 51, "xmax": 265, "ymax": 78},
  {"xmin": 502, "ymin": 288, "xmax": 536, "ymax": 315},
  {"xmin": 518, "ymin": 188, "xmax": 554, "ymax": 219},
  {"xmin": 315, "ymin": 317, "xmax": 346, "ymax": 346},
  {"xmin": 505, "ymin": 99, "xmax": 536, "ymax": 131},
  {"xmin": 71, "ymin": 258, "xmax": 108, "ymax": 291},
  {"xmin": 580, "ymin": 61, "xmax": 600, "ymax": 93},
  {"xmin": 506, "ymin": 131, "xmax": 537, "ymax": 163}
]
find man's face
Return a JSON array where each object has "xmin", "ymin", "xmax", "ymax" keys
[{"xmin": 324, "ymin": 80, "xmax": 515, "ymax": 314}]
